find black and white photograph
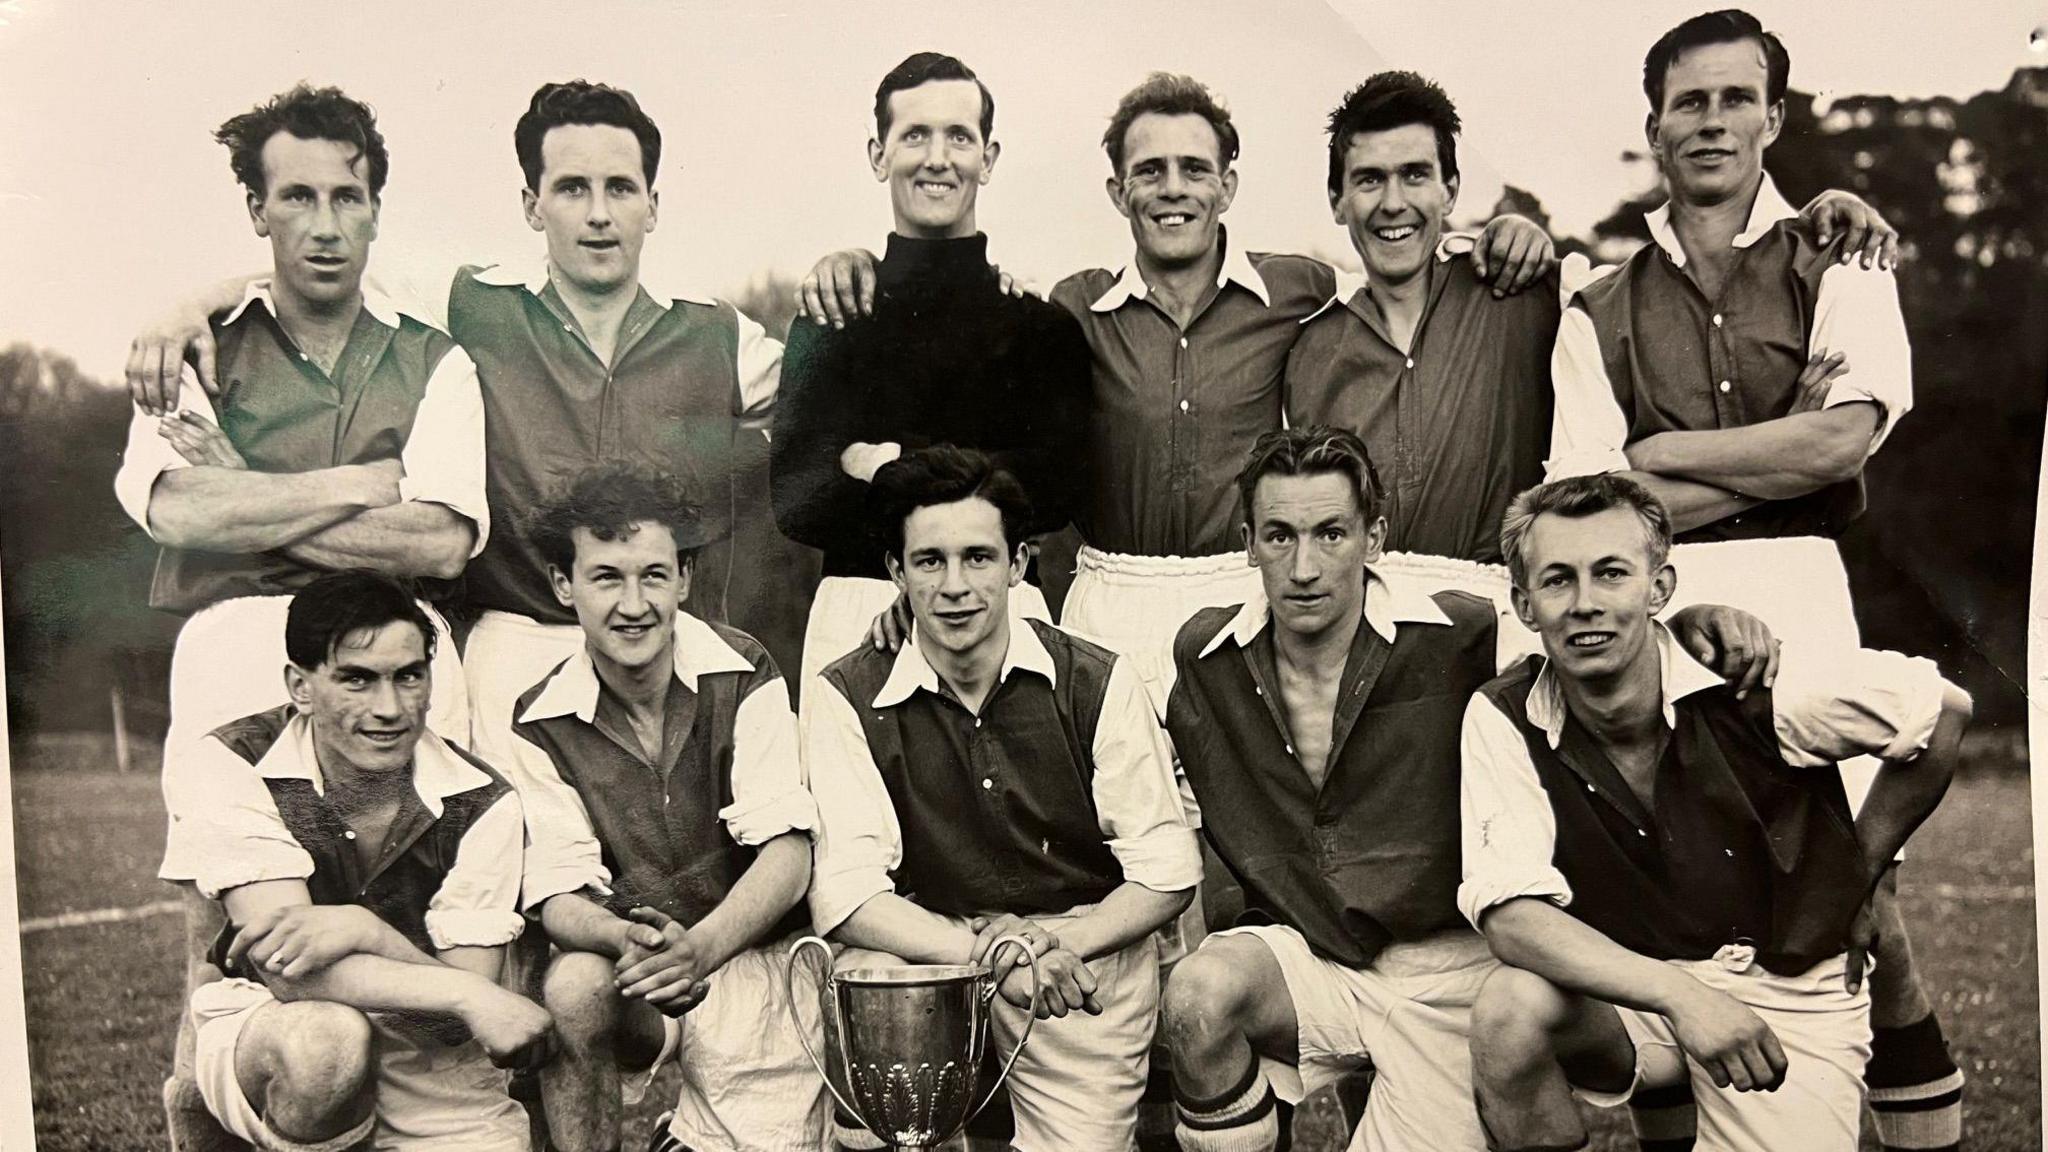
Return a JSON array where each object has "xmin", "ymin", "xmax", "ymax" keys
[{"xmin": 1, "ymin": 1, "xmax": 2043, "ymax": 1149}]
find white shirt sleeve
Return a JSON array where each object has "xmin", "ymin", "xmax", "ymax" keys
[
  {"xmin": 1769, "ymin": 645, "xmax": 1951, "ymax": 768},
  {"xmin": 164, "ymin": 736, "xmax": 316, "ymax": 900},
  {"xmin": 397, "ymin": 346, "xmax": 490, "ymax": 555},
  {"xmin": 1544, "ymin": 303, "xmax": 1635, "ymax": 480},
  {"xmin": 1457, "ymin": 694, "xmax": 1574, "ymax": 930},
  {"xmin": 1088, "ymin": 656, "xmax": 1202, "ymax": 893},
  {"xmin": 803, "ymin": 677, "xmax": 903, "ymax": 935},
  {"xmin": 497, "ymin": 728, "xmax": 612, "ymax": 912},
  {"xmin": 1811, "ymin": 262, "xmax": 1914, "ymax": 456},
  {"xmin": 424, "ymin": 789, "xmax": 527, "ymax": 949},
  {"xmin": 718, "ymin": 672, "xmax": 819, "ymax": 846},
  {"xmin": 112, "ymin": 375, "xmax": 222, "ymax": 540},
  {"xmin": 734, "ymin": 309, "xmax": 782, "ymax": 421}
]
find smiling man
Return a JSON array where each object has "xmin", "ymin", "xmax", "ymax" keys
[
  {"xmin": 500, "ymin": 463, "xmax": 824, "ymax": 1152},
  {"xmin": 164, "ymin": 571, "xmax": 547, "ymax": 1152},
  {"xmin": 770, "ymin": 52, "xmax": 1091, "ymax": 691},
  {"xmin": 1459, "ymin": 474, "xmax": 1970, "ymax": 1152},
  {"xmin": 804, "ymin": 447, "xmax": 1200, "ymax": 1151},
  {"xmin": 1543, "ymin": 13, "xmax": 1956, "ymax": 1149}
]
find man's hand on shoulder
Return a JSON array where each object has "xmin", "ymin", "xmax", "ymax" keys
[
  {"xmin": 1470, "ymin": 214, "xmax": 1558, "ymax": 298},
  {"xmin": 126, "ymin": 304, "xmax": 220, "ymax": 417},
  {"xmin": 1667, "ymin": 604, "xmax": 1781, "ymax": 699},
  {"xmin": 1802, "ymin": 189, "xmax": 1899, "ymax": 270},
  {"xmin": 797, "ymin": 249, "xmax": 879, "ymax": 328}
]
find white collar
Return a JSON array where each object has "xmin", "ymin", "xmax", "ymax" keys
[
  {"xmin": 872, "ymin": 615, "xmax": 1059, "ymax": 708},
  {"xmin": 1197, "ymin": 564, "xmax": 1453, "ymax": 659},
  {"xmin": 1090, "ymin": 229, "xmax": 1271, "ymax": 312},
  {"xmin": 254, "ymin": 713, "xmax": 489, "ymax": 819},
  {"xmin": 222, "ymin": 276, "xmax": 444, "ymax": 335},
  {"xmin": 467, "ymin": 255, "xmax": 717, "ymax": 310},
  {"xmin": 1299, "ymin": 231, "xmax": 1470, "ymax": 325},
  {"xmin": 1644, "ymin": 173, "xmax": 1798, "ymax": 269},
  {"xmin": 1524, "ymin": 622, "xmax": 1727, "ymax": 750},
  {"xmin": 516, "ymin": 612, "xmax": 755, "ymax": 725}
]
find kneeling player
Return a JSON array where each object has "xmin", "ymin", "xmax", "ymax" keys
[
  {"xmin": 502, "ymin": 464, "xmax": 826, "ymax": 1152},
  {"xmin": 166, "ymin": 571, "xmax": 548, "ymax": 1152},
  {"xmin": 804, "ymin": 446, "xmax": 1201, "ymax": 1151},
  {"xmin": 1460, "ymin": 474, "xmax": 1971, "ymax": 1152}
]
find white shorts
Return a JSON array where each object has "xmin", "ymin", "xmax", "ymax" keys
[
  {"xmin": 827, "ymin": 905, "xmax": 1160, "ymax": 1152},
  {"xmin": 641, "ymin": 938, "xmax": 831, "ymax": 1152},
  {"xmin": 1581, "ymin": 950, "xmax": 1872, "ymax": 1152},
  {"xmin": 1208, "ymin": 924, "xmax": 1496, "ymax": 1152},
  {"xmin": 798, "ymin": 575, "xmax": 1051, "ymax": 696},
  {"xmin": 462, "ymin": 610, "xmax": 584, "ymax": 771},
  {"xmin": 190, "ymin": 978, "xmax": 528, "ymax": 1152},
  {"xmin": 1060, "ymin": 547, "xmax": 1264, "ymax": 717},
  {"xmin": 1660, "ymin": 537, "xmax": 1883, "ymax": 820},
  {"xmin": 159, "ymin": 595, "xmax": 468, "ymax": 882}
]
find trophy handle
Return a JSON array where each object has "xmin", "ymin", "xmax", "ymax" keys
[
  {"xmin": 783, "ymin": 935, "xmax": 872, "ymax": 1134},
  {"xmin": 969, "ymin": 933, "xmax": 1042, "ymax": 1122}
]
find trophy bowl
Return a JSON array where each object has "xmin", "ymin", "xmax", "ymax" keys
[{"xmin": 786, "ymin": 935, "xmax": 1040, "ymax": 1152}]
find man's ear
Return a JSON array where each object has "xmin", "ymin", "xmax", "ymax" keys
[
  {"xmin": 978, "ymin": 140, "xmax": 1001, "ymax": 183},
  {"xmin": 1107, "ymin": 172, "xmax": 1133, "ymax": 219},
  {"xmin": 645, "ymin": 187, "xmax": 659, "ymax": 233},
  {"xmin": 284, "ymin": 663, "xmax": 312, "ymax": 713},
  {"xmin": 884, "ymin": 551, "xmax": 907, "ymax": 593},
  {"xmin": 549, "ymin": 564, "xmax": 575, "ymax": 609},
  {"xmin": 1650, "ymin": 563, "xmax": 1678, "ymax": 615},
  {"xmin": 1510, "ymin": 585, "xmax": 1537, "ymax": 632},
  {"xmin": 248, "ymin": 190, "xmax": 269, "ymax": 238},
  {"xmin": 868, "ymin": 137, "xmax": 887, "ymax": 182},
  {"xmin": 1762, "ymin": 100, "xmax": 1784, "ymax": 149},
  {"xmin": 1009, "ymin": 541, "xmax": 1030, "ymax": 586},
  {"xmin": 522, "ymin": 186, "xmax": 544, "ymax": 233},
  {"xmin": 1362, "ymin": 515, "xmax": 1388, "ymax": 565},
  {"xmin": 1443, "ymin": 173, "xmax": 1460, "ymax": 217},
  {"xmin": 1216, "ymin": 165, "xmax": 1239, "ymax": 215},
  {"xmin": 674, "ymin": 552, "xmax": 693, "ymax": 605},
  {"xmin": 1644, "ymin": 113, "xmax": 1661, "ymax": 156},
  {"xmin": 1241, "ymin": 521, "xmax": 1257, "ymax": 565}
]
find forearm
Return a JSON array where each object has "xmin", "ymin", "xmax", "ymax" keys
[
  {"xmin": 1853, "ymin": 687, "xmax": 1971, "ymax": 872},
  {"xmin": 1618, "ymin": 470, "xmax": 1760, "ymax": 534},
  {"xmin": 1481, "ymin": 898, "xmax": 1702, "ymax": 1018},
  {"xmin": 833, "ymin": 892, "xmax": 979, "ymax": 966},
  {"xmin": 690, "ymin": 833, "xmax": 810, "ymax": 972},
  {"xmin": 281, "ymin": 500, "xmax": 475, "ymax": 580},
  {"xmin": 1625, "ymin": 405, "xmax": 1880, "ymax": 501},
  {"xmin": 148, "ymin": 464, "xmax": 396, "ymax": 551},
  {"xmin": 538, "ymin": 892, "xmax": 632, "ymax": 959},
  {"xmin": 437, "ymin": 944, "xmax": 507, "ymax": 985},
  {"xmin": 1052, "ymin": 882, "xmax": 1193, "ymax": 963},
  {"xmin": 261, "ymin": 950, "xmax": 498, "ymax": 1017}
]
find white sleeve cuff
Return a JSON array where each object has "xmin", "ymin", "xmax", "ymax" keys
[
  {"xmin": 1108, "ymin": 824, "xmax": 1203, "ymax": 893},
  {"xmin": 807, "ymin": 868, "xmax": 894, "ymax": 937},
  {"xmin": 1456, "ymin": 873, "xmax": 1574, "ymax": 933},
  {"xmin": 196, "ymin": 855, "xmax": 316, "ymax": 902},
  {"xmin": 721, "ymin": 785, "xmax": 818, "ymax": 847},
  {"xmin": 425, "ymin": 908, "xmax": 526, "ymax": 951},
  {"xmin": 521, "ymin": 863, "xmax": 610, "ymax": 914}
]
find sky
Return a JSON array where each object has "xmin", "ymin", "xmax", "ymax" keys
[{"xmin": 1, "ymin": 0, "xmax": 2041, "ymax": 380}]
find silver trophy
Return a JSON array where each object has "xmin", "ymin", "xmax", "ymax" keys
[{"xmin": 786, "ymin": 934, "xmax": 1041, "ymax": 1151}]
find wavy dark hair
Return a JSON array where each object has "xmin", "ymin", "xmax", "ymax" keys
[
  {"xmin": 515, "ymin": 80, "xmax": 662, "ymax": 191},
  {"xmin": 1237, "ymin": 425, "xmax": 1386, "ymax": 529},
  {"xmin": 285, "ymin": 570, "xmax": 434, "ymax": 669},
  {"xmin": 1102, "ymin": 72, "xmax": 1240, "ymax": 177},
  {"xmin": 530, "ymin": 462, "xmax": 702, "ymax": 573},
  {"xmin": 215, "ymin": 84, "xmax": 388, "ymax": 199},
  {"xmin": 869, "ymin": 445, "xmax": 1033, "ymax": 561},
  {"xmin": 1324, "ymin": 71, "xmax": 1461, "ymax": 196}
]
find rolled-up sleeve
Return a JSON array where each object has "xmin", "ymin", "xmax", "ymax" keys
[
  {"xmin": 718, "ymin": 671, "xmax": 818, "ymax": 846},
  {"xmin": 1457, "ymin": 694, "xmax": 1574, "ymax": 930},
  {"xmin": 1812, "ymin": 262, "xmax": 1914, "ymax": 456},
  {"xmin": 1089, "ymin": 657, "xmax": 1202, "ymax": 893},
  {"xmin": 1544, "ymin": 303, "xmax": 1634, "ymax": 481},
  {"xmin": 165, "ymin": 738, "xmax": 316, "ymax": 900},
  {"xmin": 112, "ymin": 378, "xmax": 218, "ymax": 538},
  {"xmin": 425, "ymin": 790, "xmax": 527, "ymax": 949},
  {"xmin": 734, "ymin": 309, "xmax": 782, "ymax": 422},
  {"xmin": 498, "ymin": 728, "xmax": 611, "ymax": 911},
  {"xmin": 803, "ymin": 679, "xmax": 903, "ymax": 935},
  {"xmin": 1770, "ymin": 645, "xmax": 1950, "ymax": 768},
  {"xmin": 397, "ymin": 346, "xmax": 490, "ymax": 555}
]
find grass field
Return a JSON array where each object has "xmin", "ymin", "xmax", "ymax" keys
[{"xmin": 10, "ymin": 734, "xmax": 2041, "ymax": 1151}]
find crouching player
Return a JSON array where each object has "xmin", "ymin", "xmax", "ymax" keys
[
  {"xmin": 501, "ymin": 464, "xmax": 827, "ymax": 1152},
  {"xmin": 1460, "ymin": 474, "xmax": 1972, "ymax": 1152},
  {"xmin": 804, "ymin": 446, "xmax": 1202, "ymax": 1151},
  {"xmin": 165, "ymin": 570, "xmax": 548, "ymax": 1151}
]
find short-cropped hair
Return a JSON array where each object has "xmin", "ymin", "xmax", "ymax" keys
[
  {"xmin": 285, "ymin": 570, "xmax": 434, "ymax": 670},
  {"xmin": 515, "ymin": 80, "xmax": 662, "ymax": 191},
  {"xmin": 1102, "ymin": 72, "xmax": 1240, "ymax": 177},
  {"xmin": 215, "ymin": 84, "xmax": 388, "ymax": 199},
  {"xmin": 1324, "ymin": 71, "xmax": 1461, "ymax": 196},
  {"xmin": 529, "ymin": 462, "xmax": 702, "ymax": 574},
  {"xmin": 869, "ymin": 445, "xmax": 1033, "ymax": 561},
  {"xmin": 1642, "ymin": 9, "xmax": 1789, "ymax": 111},
  {"xmin": 1500, "ymin": 474, "xmax": 1674, "ymax": 589},
  {"xmin": 1237, "ymin": 426, "xmax": 1385, "ymax": 529},
  {"xmin": 874, "ymin": 52, "xmax": 994, "ymax": 141}
]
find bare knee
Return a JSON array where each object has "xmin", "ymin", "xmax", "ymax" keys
[
  {"xmin": 1471, "ymin": 965, "xmax": 1573, "ymax": 1065},
  {"xmin": 1162, "ymin": 942, "xmax": 1263, "ymax": 1051},
  {"xmin": 543, "ymin": 950, "xmax": 621, "ymax": 1041},
  {"xmin": 255, "ymin": 1002, "xmax": 375, "ymax": 1125}
]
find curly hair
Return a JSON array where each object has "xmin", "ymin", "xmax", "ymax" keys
[
  {"xmin": 1324, "ymin": 71, "xmax": 1460, "ymax": 196},
  {"xmin": 514, "ymin": 80, "xmax": 662, "ymax": 191},
  {"xmin": 529, "ymin": 462, "xmax": 702, "ymax": 574},
  {"xmin": 1101, "ymin": 72, "xmax": 1239, "ymax": 177},
  {"xmin": 215, "ymin": 84, "xmax": 388, "ymax": 199},
  {"xmin": 285, "ymin": 570, "xmax": 434, "ymax": 669},
  {"xmin": 874, "ymin": 52, "xmax": 994, "ymax": 141},
  {"xmin": 1237, "ymin": 425, "xmax": 1386, "ymax": 529}
]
